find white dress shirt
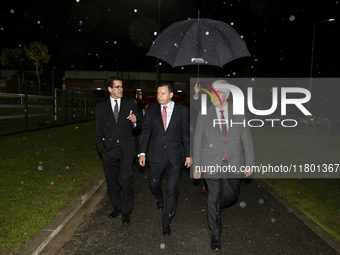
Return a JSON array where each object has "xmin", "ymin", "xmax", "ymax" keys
[
  {"xmin": 160, "ymin": 100, "xmax": 174, "ymax": 129},
  {"xmin": 215, "ymin": 103, "xmax": 229, "ymax": 131},
  {"xmin": 110, "ymin": 96, "xmax": 121, "ymax": 113}
]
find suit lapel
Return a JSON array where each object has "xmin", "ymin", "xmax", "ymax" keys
[
  {"xmin": 107, "ymin": 98, "xmax": 116, "ymax": 122},
  {"xmin": 117, "ymin": 97, "xmax": 125, "ymax": 123},
  {"xmin": 154, "ymin": 103, "xmax": 164, "ymax": 130},
  {"xmin": 226, "ymin": 103, "xmax": 235, "ymax": 142},
  {"xmin": 207, "ymin": 105, "xmax": 224, "ymax": 139},
  {"xmin": 166, "ymin": 101, "xmax": 177, "ymax": 131}
]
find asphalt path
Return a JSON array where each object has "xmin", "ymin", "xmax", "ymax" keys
[{"xmin": 40, "ymin": 164, "xmax": 339, "ymax": 255}]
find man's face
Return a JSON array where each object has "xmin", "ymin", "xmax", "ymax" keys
[
  {"xmin": 211, "ymin": 88, "xmax": 229, "ymax": 108},
  {"xmin": 108, "ymin": 80, "xmax": 123, "ymax": 99},
  {"xmin": 157, "ymin": 86, "xmax": 173, "ymax": 105}
]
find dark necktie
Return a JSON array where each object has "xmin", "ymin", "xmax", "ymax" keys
[
  {"xmin": 220, "ymin": 110, "xmax": 228, "ymax": 161},
  {"xmin": 162, "ymin": 106, "xmax": 167, "ymax": 131},
  {"xmin": 114, "ymin": 100, "xmax": 119, "ymax": 122}
]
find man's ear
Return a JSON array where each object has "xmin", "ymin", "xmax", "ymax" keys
[{"xmin": 170, "ymin": 92, "xmax": 174, "ymax": 98}]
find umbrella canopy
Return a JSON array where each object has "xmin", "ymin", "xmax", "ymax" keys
[
  {"xmin": 138, "ymin": 96, "xmax": 158, "ymax": 104},
  {"xmin": 147, "ymin": 18, "xmax": 251, "ymax": 68},
  {"xmin": 172, "ymin": 95, "xmax": 190, "ymax": 105}
]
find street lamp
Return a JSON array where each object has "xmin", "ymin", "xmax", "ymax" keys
[{"xmin": 306, "ymin": 18, "xmax": 335, "ymax": 130}]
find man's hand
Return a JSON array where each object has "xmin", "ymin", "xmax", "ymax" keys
[
  {"xmin": 193, "ymin": 170, "xmax": 201, "ymax": 179},
  {"xmin": 244, "ymin": 167, "xmax": 253, "ymax": 178},
  {"xmin": 139, "ymin": 155, "xmax": 146, "ymax": 167},
  {"xmin": 127, "ymin": 110, "xmax": 137, "ymax": 123},
  {"xmin": 194, "ymin": 82, "xmax": 200, "ymax": 99},
  {"xmin": 184, "ymin": 157, "xmax": 192, "ymax": 168}
]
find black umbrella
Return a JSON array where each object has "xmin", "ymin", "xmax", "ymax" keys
[{"xmin": 147, "ymin": 18, "xmax": 251, "ymax": 68}]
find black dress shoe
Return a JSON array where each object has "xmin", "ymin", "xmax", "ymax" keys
[
  {"xmin": 163, "ymin": 223, "xmax": 171, "ymax": 236},
  {"xmin": 108, "ymin": 207, "xmax": 120, "ymax": 219},
  {"xmin": 157, "ymin": 200, "xmax": 164, "ymax": 211},
  {"xmin": 210, "ymin": 235, "xmax": 221, "ymax": 251},
  {"xmin": 122, "ymin": 214, "xmax": 130, "ymax": 226}
]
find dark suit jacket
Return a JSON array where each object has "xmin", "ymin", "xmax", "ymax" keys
[
  {"xmin": 193, "ymin": 103, "xmax": 255, "ymax": 176},
  {"xmin": 95, "ymin": 97, "xmax": 140, "ymax": 158},
  {"xmin": 139, "ymin": 101, "xmax": 190, "ymax": 165}
]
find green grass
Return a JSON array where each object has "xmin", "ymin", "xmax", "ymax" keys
[
  {"xmin": 0, "ymin": 121, "xmax": 103, "ymax": 254},
  {"xmin": 251, "ymin": 126, "xmax": 340, "ymax": 242}
]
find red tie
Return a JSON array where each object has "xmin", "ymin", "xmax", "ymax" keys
[
  {"xmin": 220, "ymin": 110, "xmax": 228, "ymax": 161},
  {"xmin": 162, "ymin": 106, "xmax": 167, "ymax": 131}
]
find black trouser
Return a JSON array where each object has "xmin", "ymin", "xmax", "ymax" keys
[
  {"xmin": 102, "ymin": 146, "xmax": 134, "ymax": 214},
  {"xmin": 205, "ymin": 168, "xmax": 241, "ymax": 237},
  {"xmin": 149, "ymin": 151, "xmax": 182, "ymax": 224}
]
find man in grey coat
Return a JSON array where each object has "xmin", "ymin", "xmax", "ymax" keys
[{"xmin": 193, "ymin": 79, "xmax": 254, "ymax": 251}]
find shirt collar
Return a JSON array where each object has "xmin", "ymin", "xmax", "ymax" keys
[{"xmin": 160, "ymin": 100, "xmax": 174, "ymax": 109}]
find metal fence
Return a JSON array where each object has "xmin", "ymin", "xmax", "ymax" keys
[{"xmin": 0, "ymin": 81, "xmax": 105, "ymax": 136}]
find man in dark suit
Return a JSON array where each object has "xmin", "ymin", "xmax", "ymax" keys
[
  {"xmin": 138, "ymin": 82, "xmax": 191, "ymax": 236},
  {"xmin": 95, "ymin": 76, "xmax": 140, "ymax": 226},
  {"xmin": 193, "ymin": 80, "xmax": 254, "ymax": 251}
]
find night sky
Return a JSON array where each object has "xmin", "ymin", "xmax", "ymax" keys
[{"xmin": 0, "ymin": 0, "xmax": 339, "ymax": 77}]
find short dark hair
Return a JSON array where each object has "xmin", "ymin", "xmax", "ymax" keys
[
  {"xmin": 106, "ymin": 76, "xmax": 122, "ymax": 88},
  {"xmin": 157, "ymin": 82, "xmax": 173, "ymax": 93}
]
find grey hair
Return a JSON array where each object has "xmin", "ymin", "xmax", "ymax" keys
[{"xmin": 211, "ymin": 79, "xmax": 230, "ymax": 94}]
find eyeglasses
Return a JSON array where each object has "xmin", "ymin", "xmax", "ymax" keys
[
  {"xmin": 112, "ymin": 85, "xmax": 123, "ymax": 89},
  {"xmin": 216, "ymin": 91, "xmax": 227, "ymax": 95}
]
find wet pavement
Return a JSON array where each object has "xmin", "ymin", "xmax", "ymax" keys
[{"xmin": 40, "ymin": 164, "xmax": 339, "ymax": 255}]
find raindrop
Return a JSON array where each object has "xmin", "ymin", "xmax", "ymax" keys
[
  {"xmin": 66, "ymin": 166, "xmax": 69, "ymax": 169},
  {"xmin": 134, "ymin": 9, "xmax": 137, "ymax": 12},
  {"xmin": 38, "ymin": 166, "xmax": 43, "ymax": 171},
  {"xmin": 160, "ymin": 243, "xmax": 165, "ymax": 249},
  {"xmin": 240, "ymin": 35, "xmax": 244, "ymax": 39},
  {"xmin": 232, "ymin": 72, "xmax": 236, "ymax": 76},
  {"xmin": 39, "ymin": 161, "xmax": 42, "ymax": 164},
  {"xmin": 154, "ymin": 31, "xmax": 157, "ymax": 36},
  {"xmin": 271, "ymin": 218, "xmax": 276, "ymax": 223},
  {"xmin": 159, "ymin": 62, "xmax": 162, "ymax": 65},
  {"xmin": 79, "ymin": 20, "xmax": 83, "ymax": 25},
  {"xmin": 10, "ymin": 9, "xmax": 14, "ymax": 14},
  {"xmin": 114, "ymin": 41, "xmax": 117, "ymax": 44},
  {"xmin": 1, "ymin": 27, "xmax": 3, "ymax": 30},
  {"xmin": 259, "ymin": 199, "xmax": 264, "ymax": 204},
  {"xmin": 37, "ymin": 20, "xmax": 41, "ymax": 24},
  {"xmin": 181, "ymin": 67, "xmax": 184, "ymax": 70},
  {"xmin": 231, "ymin": 22, "xmax": 234, "ymax": 26},
  {"xmin": 51, "ymin": 182, "xmax": 54, "ymax": 185},
  {"xmin": 21, "ymin": 181, "xmax": 24, "ymax": 184},
  {"xmin": 174, "ymin": 43, "xmax": 178, "ymax": 47},
  {"xmin": 205, "ymin": 31, "xmax": 209, "ymax": 35},
  {"xmin": 239, "ymin": 201, "xmax": 246, "ymax": 208},
  {"xmin": 289, "ymin": 15, "xmax": 295, "ymax": 22}
]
